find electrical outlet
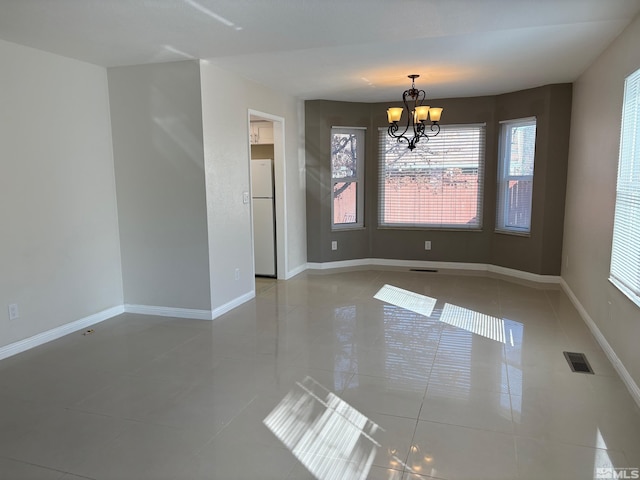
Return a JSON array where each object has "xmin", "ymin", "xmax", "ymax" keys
[
  {"xmin": 243, "ymin": 191, "xmax": 249, "ymax": 204},
  {"xmin": 424, "ymin": 240, "xmax": 432, "ymax": 250},
  {"xmin": 234, "ymin": 268, "xmax": 240, "ymax": 280},
  {"xmin": 8, "ymin": 303, "xmax": 19, "ymax": 320},
  {"xmin": 331, "ymin": 241, "xmax": 338, "ymax": 251}
]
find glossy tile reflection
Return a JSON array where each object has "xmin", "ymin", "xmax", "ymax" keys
[
  {"xmin": 263, "ymin": 376, "xmax": 380, "ymax": 480},
  {"xmin": 373, "ymin": 283, "xmax": 515, "ymax": 344},
  {"xmin": 374, "ymin": 285, "xmax": 437, "ymax": 317},
  {"xmin": 0, "ymin": 270, "xmax": 638, "ymax": 480}
]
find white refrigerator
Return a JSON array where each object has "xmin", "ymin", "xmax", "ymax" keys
[{"xmin": 251, "ymin": 159, "xmax": 276, "ymax": 277}]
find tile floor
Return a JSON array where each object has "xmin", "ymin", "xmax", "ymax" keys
[{"xmin": 0, "ymin": 269, "xmax": 639, "ymax": 479}]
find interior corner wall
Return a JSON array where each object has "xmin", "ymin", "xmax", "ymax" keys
[
  {"xmin": 199, "ymin": 61, "xmax": 307, "ymax": 310},
  {"xmin": 305, "ymin": 101, "xmax": 372, "ymax": 262},
  {"xmin": 540, "ymin": 84, "xmax": 572, "ymax": 274},
  {"xmin": 563, "ymin": 15, "xmax": 640, "ymax": 386},
  {"xmin": 0, "ymin": 39, "xmax": 123, "ymax": 348},
  {"xmin": 108, "ymin": 60, "xmax": 211, "ymax": 311},
  {"xmin": 491, "ymin": 84, "xmax": 572, "ymax": 275},
  {"xmin": 305, "ymin": 85, "xmax": 571, "ymax": 275}
]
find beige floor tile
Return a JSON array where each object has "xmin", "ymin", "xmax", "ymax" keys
[{"xmin": 0, "ymin": 270, "xmax": 638, "ymax": 480}]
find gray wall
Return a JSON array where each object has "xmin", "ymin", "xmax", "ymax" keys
[
  {"xmin": 305, "ymin": 84, "xmax": 572, "ymax": 275},
  {"xmin": 306, "ymin": 101, "xmax": 372, "ymax": 262},
  {"xmin": 491, "ymin": 84, "xmax": 572, "ymax": 274},
  {"xmin": 108, "ymin": 60, "xmax": 211, "ymax": 311},
  {"xmin": 563, "ymin": 14, "xmax": 640, "ymax": 387},
  {"xmin": 0, "ymin": 39, "xmax": 123, "ymax": 348}
]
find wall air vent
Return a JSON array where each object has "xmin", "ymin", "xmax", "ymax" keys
[{"xmin": 563, "ymin": 351, "xmax": 594, "ymax": 374}]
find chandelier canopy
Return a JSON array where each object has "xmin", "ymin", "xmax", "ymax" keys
[{"xmin": 387, "ymin": 74, "xmax": 443, "ymax": 151}]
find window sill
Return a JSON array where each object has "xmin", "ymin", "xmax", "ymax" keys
[
  {"xmin": 494, "ymin": 229, "xmax": 531, "ymax": 238},
  {"xmin": 609, "ymin": 276, "xmax": 640, "ymax": 309},
  {"xmin": 331, "ymin": 226, "xmax": 366, "ymax": 232},
  {"xmin": 377, "ymin": 226, "xmax": 483, "ymax": 233}
]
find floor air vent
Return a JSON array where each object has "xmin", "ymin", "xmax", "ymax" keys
[
  {"xmin": 410, "ymin": 269, "xmax": 439, "ymax": 273},
  {"xmin": 563, "ymin": 351, "xmax": 594, "ymax": 374}
]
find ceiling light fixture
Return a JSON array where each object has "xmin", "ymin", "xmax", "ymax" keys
[{"xmin": 387, "ymin": 74, "xmax": 443, "ymax": 151}]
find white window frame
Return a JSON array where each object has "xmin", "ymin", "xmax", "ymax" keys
[
  {"xmin": 609, "ymin": 68, "xmax": 640, "ymax": 308},
  {"xmin": 496, "ymin": 117, "xmax": 537, "ymax": 235},
  {"xmin": 331, "ymin": 127, "xmax": 365, "ymax": 230},
  {"xmin": 378, "ymin": 124, "xmax": 486, "ymax": 230}
]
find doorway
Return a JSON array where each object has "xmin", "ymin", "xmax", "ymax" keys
[{"xmin": 248, "ymin": 110, "xmax": 285, "ymax": 280}]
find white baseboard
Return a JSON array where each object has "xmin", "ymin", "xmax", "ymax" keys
[
  {"xmin": 0, "ymin": 305, "xmax": 125, "ymax": 361},
  {"xmin": 306, "ymin": 259, "xmax": 561, "ymax": 284},
  {"xmin": 487, "ymin": 264, "xmax": 561, "ymax": 284},
  {"xmin": 307, "ymin": 258, "xmax": 482, "ymax": 271},
  {"xmin": 283, "ymin": 263, "xmax": 307, "ymax": 280},
  {"xmin": 126, "ymin": 291, "xmax": 258, "ymax": 321},
  {"xmin": 124, "ymin": 304, "xmax": 214, "ymax": 320},
  {"xmin": 211, "ymin": 291, "xmax": 255, "ymax": 319},
  {"xmin": 0, "ymin": 291, "xmax": 263, "ymax": 361},
  {"xmin": 307, "ymin": 258, "xmax": 372, "ymax": 270},
  {"xmin": 560, "ymin": 279, "xmax": 640, "ymax": 408}
]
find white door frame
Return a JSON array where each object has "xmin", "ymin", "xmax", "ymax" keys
[{"xmin": 248, "ymin": 109, "xmax": 287, "ymax": 280}]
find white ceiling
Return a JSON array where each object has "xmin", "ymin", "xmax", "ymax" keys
[{"xmin": 1, "ymin": 0, "xmax": 640, "ymax": 102}]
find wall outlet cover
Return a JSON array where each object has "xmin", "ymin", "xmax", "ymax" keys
[{"xmin": 8, "ymin": 304, "xmax": 19, "ymax": 320}]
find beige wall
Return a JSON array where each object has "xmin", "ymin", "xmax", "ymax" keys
[
  {"xmin": 0, "ymin": 39, "xmax": 123, "ymax": 347},
  {"xmin": 0, "ymin": 50, "xmax": 308, "ymax": 349},
  {"xmin": 199, "ymin": 62, "xmax": 307, "ymax": 310},
  {"xmin": 108, "ymin": 61, "xmax": 211, "ymax": 311},
  {"xmin": 563, "ymin": 15, "xmax": 640, "ymax": 387},
  {"xmin": 109, "ymin": 59, "xmax": 307, "ymax": 315}
]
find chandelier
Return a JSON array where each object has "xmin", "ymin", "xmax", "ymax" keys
[{"xmin": 387, "ymin": 74, "xmax": 443, "ymax": 151}]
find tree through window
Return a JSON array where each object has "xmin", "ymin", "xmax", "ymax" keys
[{"xmin": 331, "ymin": 128, "xmax": 365, "ymax": 229}]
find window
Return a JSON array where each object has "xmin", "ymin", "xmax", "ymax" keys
[
  {"xmin": 610, "ymin": 68, "xmax": 640, "ymax": 307},
  {"xmin": 496, "ymin": 117, "xmax": 537, "ymax": 234},
  {"xmin": 331, "ymin": 127, "xmax": 365, "ymax": 229},
  {"xmin": 378, "ymin": 124, "xmax": 485, "ymax": 229}
]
